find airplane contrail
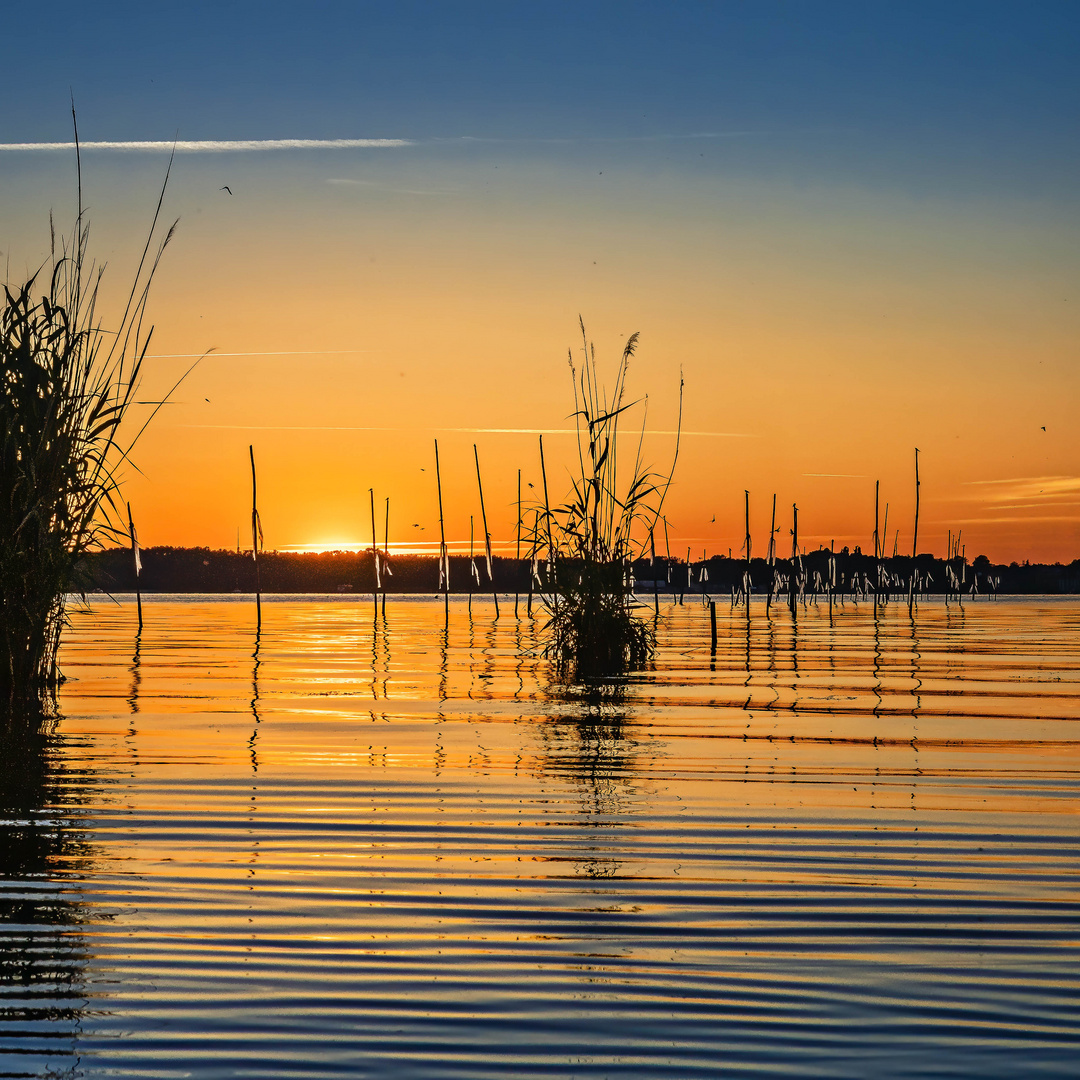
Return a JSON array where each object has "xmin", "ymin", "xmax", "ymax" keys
[{"xmin": 0, "ymin": 138, "xmax": 411, "ymax": 153}]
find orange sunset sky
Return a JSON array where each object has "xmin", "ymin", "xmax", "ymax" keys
[{"xmin": 2, "ymin": 5, "xmax": 1078, "ymax": 564}]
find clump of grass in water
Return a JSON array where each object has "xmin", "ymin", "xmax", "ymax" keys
[
  {"xmin": 536, "ymin": 320, "xmax": 681, "ymax": 681},
  {"xmin": 0, "ymin": 128, "xmax": 185, "ymax": 711}
]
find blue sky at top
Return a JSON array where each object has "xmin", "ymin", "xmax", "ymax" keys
[{"xmin": 2, "ymin": 2, "xmax": 1078, "ymax": 198}]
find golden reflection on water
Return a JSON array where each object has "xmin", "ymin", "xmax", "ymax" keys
[{"xmin": 1, "ymin": 596, "xmax": 1078, "ymax": 1077}]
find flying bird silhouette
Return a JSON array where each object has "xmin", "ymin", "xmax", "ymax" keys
[
  {"xmin": 220, "ymin": 185, "xmax": 233, "ymax": 195},
  {"xmin": 1041, "ymin": 426, "xmax": 1046, "ymax": 431}
]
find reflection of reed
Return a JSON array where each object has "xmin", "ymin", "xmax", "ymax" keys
[
  {"xmin": 249, "ymin": 623, "xmax": 261, "ymax": 773},
  {"xmin": 0, "ymin": 714, "xmax": 99, "ymax": 1076},
  {"xmin": 438, "ymin": 623, "xmax": 449, "ymax": 705},
  {"xmin": 127, "ymin": 629, "xmax": 142, "ymax": 716},
  {"xmin": 532, "ymin": 700, "xmax": 645, "ymax": 879}
]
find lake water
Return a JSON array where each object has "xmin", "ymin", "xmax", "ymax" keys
[{"xmin": 2, "ymin": 596, "xmax": 1079, "ymax": 1078}]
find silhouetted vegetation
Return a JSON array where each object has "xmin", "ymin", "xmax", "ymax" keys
[
  {"xmin": 529, "ymin": 324, "xmax": 681, "ymax": 678},
  {"xmin": 79, "ymin": 545, "xmax": 1080, "ymax": 597},
  {"xmin": 0, "ymin": 128, "xmax": 180, "ymax": 710}
]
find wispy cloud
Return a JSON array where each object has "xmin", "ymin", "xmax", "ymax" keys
[
  {"xmin": 802, "ymin": 472, "xmax": 866, "ymax": 479},
  {"xmin": 0, "ymin": 138, "xmax": 411, "ymax": 153},
  {"xmin": 145, "ymin": 350, "xmax": 369, "ymax": 359},
  {"xmin": 942, "ymin": 515, "xmax": 1080, "ymax": 525},
  {"xmin": 434, "ymin": 131, "xmax": 767, "ymax": 146},
  {"xmin": 0, "ymin": 130, "xmax": 771, "ymax": 155},
  {"xmin": 962, "ymin": 475, "xmax": 1080, "ymax": 500},
  {"xmin": 175, "ymin": 424, "xmax": 750, "ymax": 437}
]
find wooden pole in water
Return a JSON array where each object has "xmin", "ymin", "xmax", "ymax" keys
[
  {"xmin": 539, "ymin": 435, "xmax": 556, "ymax": 599},
  {"xmin": 788, "ymin": 503, "xmax": 798, "ymax": 616},
  {"xmin": 527, "ymin": 508, "xmax": 534, "ymax": 617},
  {"xmin": 874, "ymin": 481, "xmax": 880, "ymax": 616},
  {"xmin": 662, "ymin": 515, "xmax": 673, "ymax": 598},
  {"xmin": 473, "ymin": 444, "xmax": 499, "ymax": 617},
  {"xmin": 744, "ymin": 489, "xmax": 752, "ymax": 611},
  {"xmin": 650, "ymin": 528, "xmax": 660, "ymax": 616},
  {"xmin": 127, "ymin": 502, "xmax": 142, "ymax": 633},
  {"xmin": 515, "ymin": 469, "xmax": 522, "ymax": 618},
  {"xmin": 383, "ymin": 496, "xmax": 390, "ymax": 617},
  {"xmin": 435, "ymin": 439, "xmax": 449, "ymax": 621},
  {"xmin": 829, "ymin": 539, "xmax": 835, "ymax": 616},
  {"xmin": 710, "ymin": 600, "xmax": 717, "ymax": 655},
  {"xmin": 468, "ymin": 514, "xmax": 475, "ymax": 615},
  {"xmin": 766, "ymin": 494, "xmax": 776, "ymax": 616},
  {"xmin": 909, "ymin": 448, "xmax": 920, "ymax": 615},
  {"xmin": 369, "ymin": 487, "xmax": 379, "ymax": 619},
  {"xmin": 249, "ymin": 446, "xmax": 261, "ymax": 629}
]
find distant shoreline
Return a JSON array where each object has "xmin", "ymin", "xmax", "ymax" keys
[{"xmin": 81, "ymin": 546, "xmax": 1080, "ymax": 596}]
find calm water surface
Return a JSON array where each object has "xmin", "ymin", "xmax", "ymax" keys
[{"xmin": 2, "ymin": 596, "xmax": 1079, "ymax": 1078}]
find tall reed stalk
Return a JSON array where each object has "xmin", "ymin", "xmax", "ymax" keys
[{"xmin": 1, "ymin": 127, "xmax": 182, "ymax": 710}]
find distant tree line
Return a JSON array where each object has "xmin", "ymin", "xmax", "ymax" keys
[{"xmin": 79, "ymin": 546, "xmax": 1080, "ymax": 596}]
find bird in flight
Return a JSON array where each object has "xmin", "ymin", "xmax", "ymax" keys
[
  {"xmin": 220, "ymin": 185, "xmax": 233, "ymax": 195},
  {"xmin": 1041, "ymin": 426, "xmax": 1046, "ymax": 431}
]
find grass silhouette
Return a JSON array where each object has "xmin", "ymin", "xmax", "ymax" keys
[{"xmin": 0, "ymin": 115, "xmax": 188, "ymax": 710}]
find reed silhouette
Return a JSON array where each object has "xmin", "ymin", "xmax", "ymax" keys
[
  {"xmin": 532, "ymin": 321, "xmax": 682, "ymax": 679},
  {"xmin": 0, "ymin": 118, "xmax": 187, "ymax": 709}
]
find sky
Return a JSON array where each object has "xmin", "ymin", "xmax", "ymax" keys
[{"xmin": 2, "ymin": 2, "xmax": 1079, "ymax": 563}]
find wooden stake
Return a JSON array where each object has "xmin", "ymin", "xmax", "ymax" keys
[
  {"xmin": 249, "ymin": 445, "xmax": 261, "ymax": 629},
  {"xmin": 743, "ymin": 489, "xmax": 751, "ymax": 611},
  {"xmin": 369, "ymin": 487, "xmax": 379, "ymax": 619},
  {"xmin": 909, "ymin": 448, "xmax": 920, "ymax": 614},
  {"xmin": 874, "ymin": 480, "xmax": 880, "ymax": 615},
  {"xmin": 127, "ymin": 501, "xmax": 142, "ymax": 632},
  {"xmin": 650, "ymin": 528, "xmax": 659, "ymax": 616},
  {"xmin": 383, "ymin": 496, "xmax": 390, "ymax": 617},
  {"xmin": 789, "ymin": 503, "xmax": 798, "ymax": 616},
  {"xmin": 473, "ymin": 444, "xmax": 499, "ymax": 617},
  {"xmin": 539, "ymin": 435, "xmax": 556, "ymax": 599},
  {"xmin": 766, "ymin": 494, "xmax": 776, "ymax": 616},
  {"xmin": 434, "ymin": 439, "xmax": 449, "ymax": 620}
]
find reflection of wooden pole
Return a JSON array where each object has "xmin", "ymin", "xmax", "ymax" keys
[
  {"xmin": 710, "ymin": 600, "xmax": 717, "ymax": 654},
  {"xmin": 435, "ymin": 439, "xmax": 448, "ymax": 620},
  {"xmin": 127, "ymin": 502, "xmax": 142, "ymax": 632},
  {"xmin": 249, "ymin": 446, "xmax": 261, "ymax": 629},
  {"xmin": 369, "ymin": 487, "xmax": 378, "ymax": 619},
  {"xmin": 473, "ymin": 444, "xmax": 499, "ymax": 617}
]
